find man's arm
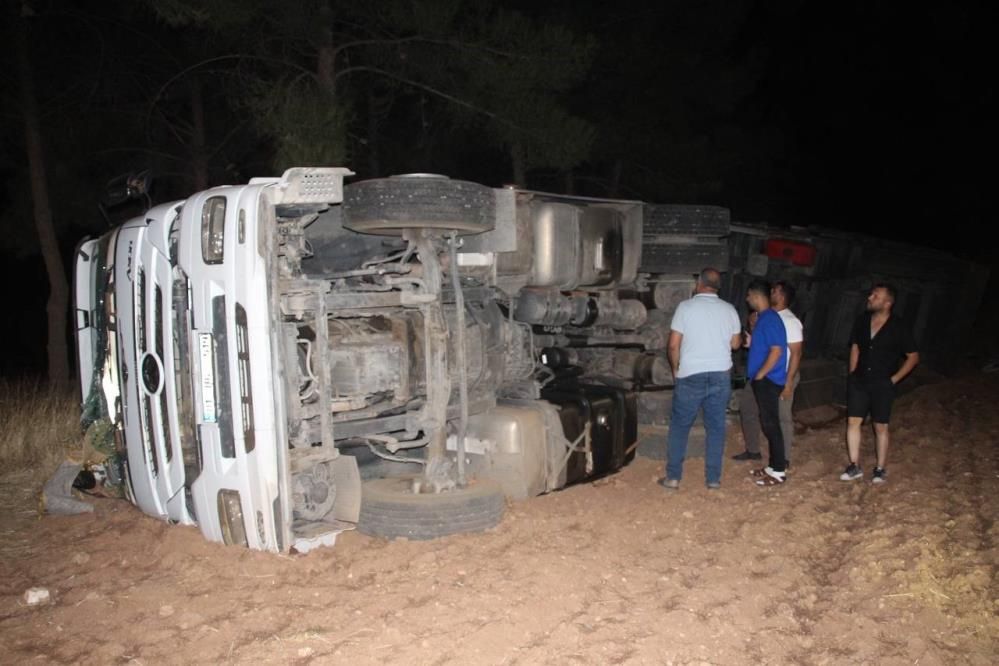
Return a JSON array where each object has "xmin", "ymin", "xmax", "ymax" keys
[
  {"xmin": 730, "ymin": 333, "xmax": 742, "ymax": 351},
  {"xmin": 891, "ymin": 352, "xmax": 919, "ymax": 385},
  {"xmin": 755, "ymin": 346, "xmax": 784, "ymax": 381},
  {"xmin": 849, "ymin": 344, "xmax": 859, "ymax": 374},
  {"xmin": 668, "ymin": 331, "xmax": 683, "ymax": 377},
  {"xmin": 781, "ymin": 341, "xmax": 803, "ymax": 399}
]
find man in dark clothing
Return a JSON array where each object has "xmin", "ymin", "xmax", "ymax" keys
[
  {"xmin": 744, "ymin": 280, "xmax": 788, "ymax": 486},
  {"xmin": 840, "ymin": 283, "xmax": 919, "ymax": 484}
]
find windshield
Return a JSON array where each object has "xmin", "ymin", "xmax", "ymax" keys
[{"xmin": 80, "ymin": 233, "xmax": 120, "ymax": 457}]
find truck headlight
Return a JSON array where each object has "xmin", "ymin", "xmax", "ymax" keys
[
  {"xmin": 217, "ymin": 489, "xmax": 248, "ymax": 547},
  {"xmin": 201, "ymin": 196, "xmax": 226, "ymax": 264}
]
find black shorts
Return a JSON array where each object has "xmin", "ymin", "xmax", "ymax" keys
[{"xmin": 847, "ymin": 375, "xmax": 896, "ymax": 424}]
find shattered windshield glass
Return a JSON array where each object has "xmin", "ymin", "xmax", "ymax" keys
[{"xmin": 80, "ymin": 234, "xmax": 118, "ymax": 457}]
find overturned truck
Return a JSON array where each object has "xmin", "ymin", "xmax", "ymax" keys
[{"xmin": 75, "ymin": 169, "xmax": 725, "ymax": 552}]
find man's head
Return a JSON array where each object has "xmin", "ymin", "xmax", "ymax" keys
[
  {"xmin": 866, "ymin": 283, "xmax": 896, "ymax": 313},
  {"xmin": 695, "ymin": 267, "xmax": 722, "ymax": 294},
  {"xmin": 746, "ymin": 280, "xmax": 771, "ymax": 313},
  {"xmin": 770, "ymin": 280, "xmax": 796, "ymax": 310}
]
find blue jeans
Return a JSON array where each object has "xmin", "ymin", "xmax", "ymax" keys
[{"xmin": 666, "ymin": 371, "xmax": 732, "ymax": 484}]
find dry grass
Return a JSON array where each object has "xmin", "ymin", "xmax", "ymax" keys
[{"xmin": 0, "ymin": 378, "xmax": 82, "ymax": 483}]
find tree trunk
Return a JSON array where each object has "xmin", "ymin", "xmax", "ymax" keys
[
  {"xmin": 366, "ymin": 89, "xmax": 381, "ymax": 176},
  {"xmin": 191, "ymin": 74, "xmax": 209, "ymax": 190},
  {"xmin": 15, "ymin": 12, "xmax": 70, "ymax": 388},
  {"xmin": 316, "ymin": 0, "xmax": 335, "ymax": 94},
  {"xmin": 609, "ymin": 158, "xmax": 623, "ymax": 198},
  {"xmin": 510, "ymin": 142, "xmax": 526, "ymax": 188}
]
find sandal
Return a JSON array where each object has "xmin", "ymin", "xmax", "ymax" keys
[
  {"xmin": 749, "ymin": 467, "xmax": 773, "ymax": 478},
  {"xmin": 755, "ymin": 471, "xmax": 786, "ymax": 486}
]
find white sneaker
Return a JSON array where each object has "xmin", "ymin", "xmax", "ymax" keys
[{"xmin": 839, "ymin": 463, "xmax": 863, "ymax": 481}]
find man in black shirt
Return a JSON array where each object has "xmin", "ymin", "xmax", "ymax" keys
[{"xmin": 840, "ymin": 283, "xmax": 919, "ymax": 484}]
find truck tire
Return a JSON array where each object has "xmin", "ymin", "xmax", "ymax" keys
[
  {"xmin": 643, "ymin": 204, "xmax": 730, "ymax": 237},
  {"xmin": 636, "ymin": 425, "xmax": 708, "ymax": 460},
  {"xmin": 342, "ymin": 175, "xmax": 495, "ymax": 236},
  {"xmin": 358, "ymin": 476, "xmax": 505, "ymax": 540},
  {"xmin": 639, "ymin": 241, "xmax": 730, "ymax": 275}
]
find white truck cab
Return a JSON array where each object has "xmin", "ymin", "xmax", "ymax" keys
[{"xmin": 76, "ymin": 167, "xmax": 708, "ymax": 552}]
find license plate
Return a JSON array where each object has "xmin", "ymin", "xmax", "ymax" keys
[{"xmin": 199, "ymin": 333, "xmax": 217, "ymax": 423}]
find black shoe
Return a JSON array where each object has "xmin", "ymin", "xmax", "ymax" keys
[
  {"xmin": 731, "ymin": 451, "xmax": 762, "ymax": 461},
  {"xmin": 839, "ymin": 463, "xmax": 863, "ymax": 481}
]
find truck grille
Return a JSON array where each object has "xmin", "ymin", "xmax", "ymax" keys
[{"xmin": 212, "ymin": 296, "xmax": 235, "ymax": 459}]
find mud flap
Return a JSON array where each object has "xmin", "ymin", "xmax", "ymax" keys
[
  {"xmin": 42, "ymin": 462, "xmax": 94, "ymax": 515},
  {"xmin": 330, "ymin": 454, "xmax": 361, "ymax": 523},
  {"xmin": 290, "ymin": 455, "xmax": 362, "ymax": 553}
]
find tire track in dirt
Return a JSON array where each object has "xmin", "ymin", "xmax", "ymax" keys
[
  {"xmin": 2, "ymin": 375, "xmax": 998, "ymax": 664},
  {"xmin": 775, "ymin": 380, "xmax": 999, "ymax": 665},
  {"xmin": 919, "ymin": 386, "xmax": 999, "ymax": 650}
]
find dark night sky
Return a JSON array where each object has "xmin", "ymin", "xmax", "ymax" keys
[
  {"xmin": 740, "ymin": 2, "xmax": 990, "ymax": 245},
  {"xmin": 0, "ymin": 0, "xmax": 992, "ymax": 376},
  {"xmin": 501, "ymin": 0, "xmax": 990, "ymax": 252}
]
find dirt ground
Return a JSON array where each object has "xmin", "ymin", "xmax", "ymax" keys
[{"xmin": 1, "ymin": 375, "xmax": 997, "ymax": 665}]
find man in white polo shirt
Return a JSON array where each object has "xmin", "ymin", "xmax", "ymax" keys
[{"xmin": 660, "ymin": 268, "xmax": 742, "ymax": 490}]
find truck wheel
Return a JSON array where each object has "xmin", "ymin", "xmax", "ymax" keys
[
  {"xmin": 342, "ymin": 175, "xmax": 495, "ymax": 235},
  {"xmin": 643, "ymin": 204, "xmax": 730, "ymax": 237},
  {"xmin": 358, "ymin": 476, "xmax": 505, "ymax": 540}
]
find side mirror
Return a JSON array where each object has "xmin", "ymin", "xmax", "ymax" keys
[
  {"xmin": 99, "ymin": 170, "xmax": 153, "ymax": 226},
  {"xmin": 101, "ymin": 170, "xmax": 152, "ymax": 208}
]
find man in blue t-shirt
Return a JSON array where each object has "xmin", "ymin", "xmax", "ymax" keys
[{"xmin": 745, "ymin": 280, "xmax": 788, "ymax": 486}]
